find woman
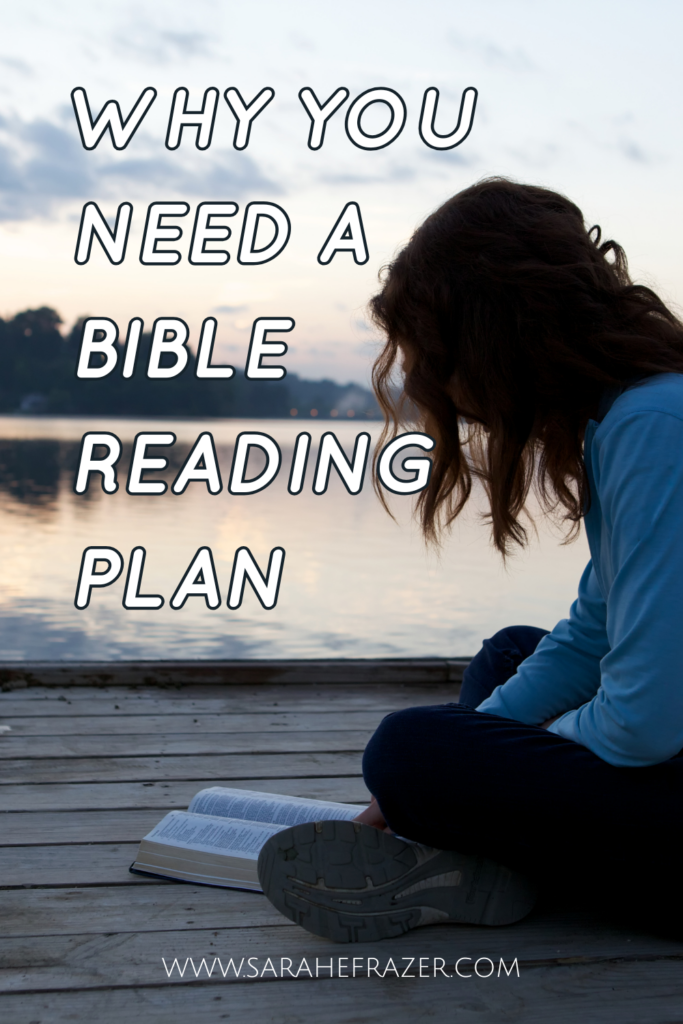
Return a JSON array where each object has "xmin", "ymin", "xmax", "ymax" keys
[{"xmin": 258, "ymin": 178, "xmax": 683, "ymax": 942}]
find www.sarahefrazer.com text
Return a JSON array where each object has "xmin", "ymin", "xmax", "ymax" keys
[{"xmin": 162, "ymin": 956, "xmax": 520, "ymax": 979}]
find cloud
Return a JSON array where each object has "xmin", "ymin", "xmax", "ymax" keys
[
  {"xmin": 0, "ymin": 55, "xmax": 33, "ymax": 76},
  {"xmin": 213, "ymin": 304, "xmax": 249, "ymax": 313},
  {"xmin": 111, "ymin": 26, "xmax": 216, "ymax": 64},
  {"xmin": 503, "ymin": 140, "xmax": 561, "ymax": 170},
  {"xmin": 618, "ymin": 139, "xmax": 648, "ymax": 163},
  {"xmin": 0, "ymin": 113, "xmax": 281, "ymax": 222},
  {"xmin": 419, "ymin": 145, "xmax": 474, "ymax": 167},
  {"xmin": 0, "ymin": 118, "xmax": 94, "ymax": 219},
  {"xmin": 448, "ymin": 32, "xmax": 538, "ymax": 73},
  {"xmin": 100, "ymin": 152, "xmax": 280, "ymax": 196},
  {"xmin": 318, "ymin": 163, "xmax": 416, "ymax": 186},
  {"xmin": 289, "ymin": 32, "xmax": 315, "ymax": 52},
  {"xmin": 564, "ymin": 119, "xmax": 655, "ymax": 167},
  {"xmin": 352, "ymin": 318, "xmax": 375, "ymax": 334}
]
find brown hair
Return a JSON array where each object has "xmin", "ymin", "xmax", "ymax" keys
[{"xmin": 370, "ymin": 177, "xmax": 683, "ymax": 554}]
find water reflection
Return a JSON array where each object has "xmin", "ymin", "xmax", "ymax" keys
[
  {"xmin": 0, "ymin": 439, "xmax": 64, "ymax": 507},
  {"xmin": 0, "ymin": 439, "xmax": 201, "ymax": 506},
  {"xmin": 0, "ymin": 416, "xmax": 591, "ymax": 661}
]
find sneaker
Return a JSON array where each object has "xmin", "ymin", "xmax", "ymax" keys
[{"xmin": 257, "ymin": 819, "xmax": 538, "ymax": 943}]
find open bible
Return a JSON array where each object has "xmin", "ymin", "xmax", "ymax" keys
[{"xmin": 130, "ymin": 787, "xmax": 361, "ymax": 890}]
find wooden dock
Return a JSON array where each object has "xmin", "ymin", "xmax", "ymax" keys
[{"xmin": 1, "ymin": 660, "xmax": 682, "ymax": 1022}]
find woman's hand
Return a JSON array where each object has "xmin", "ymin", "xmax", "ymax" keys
[{"xmin": 353, "ymin": 796, "xmax": 390, "ymax": 831}]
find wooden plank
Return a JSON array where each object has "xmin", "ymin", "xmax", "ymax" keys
[
  {"xmin": 0, "ymin": 777, "xmax": 371, "ymax": 812},
  {"xmin": 0, "ymin": 885, "xmax": 288, "ymax": 936},
  {"xmin": 2, "ymin": 805, "xmax": 371, "ymax": 846},
  {"xmin": 0, "ymin": 844, "xmax": 159, "ymax": 887},
  {"xmin": 0, "ymin": 687, "xmax": 131, "ymax": 700},
  {"xmin": 0, "ymin": 658, "xmax": 470, "ymax": 689},
  {"xmin": 0, "ymin": 711, "xmax": 389, "ymax": 736},
  {"xmin": 3, "ymin": 963, "xmax": 682, "ymax": 1024},
  {"xmin": 0, "ymin": 810, "xmax": 167, "ymax": 846},
  {"xmin": 0, "ymin": 687, "xmax": 456, "ymax": 716},
  {"xmin": 3, "ymin": 806, "xmax": 268, "ymax": 847},
  {"xmin": 0, "ymin": 918, "xmax": 681, "ymax": 993},
  {"xmin": 3, "ymin": 886, "xmax": 682, "ymax": 966},
  {"xmin": 0, "ymin": 731, "xmax": 371, "ymax": 759},
  {"xmin": 0, "ymin": 752, "xmax": 363, "ymax": 785}
]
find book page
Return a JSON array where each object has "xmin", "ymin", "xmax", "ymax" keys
[
  {"xmin": 188, "ymin": 786, "xmax": 361, "ymax": 826},
  {"xmin": 142, "ymin": 810, "xmax": 287, "ymax": 860}
]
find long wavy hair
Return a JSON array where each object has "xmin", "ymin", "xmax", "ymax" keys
[{"xmin": 370, "ymin": 177, "xmax": 683, "ymax": 554}]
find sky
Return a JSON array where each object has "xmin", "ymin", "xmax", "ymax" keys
[{"xmin": 1, "ymin": 0, "xmax": 683, "ymax": 385}]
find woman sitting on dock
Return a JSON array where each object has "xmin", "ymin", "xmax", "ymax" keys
[{"xmin": 258, "ymin": 178, "xmax": 683, "ymax": 942}]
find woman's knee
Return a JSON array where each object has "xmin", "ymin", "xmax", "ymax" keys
[
  {"xmin": 484, "ymin": 625, "xmax": 549, "ymax": 661},
  {"xmin": 362, "ymin": 704, "xmax": 462, "ymax": 801},
  {"xmin": 460, "ymin": 625, "xmax": 549, "ymax": 706},
  {"xmin": 362, "ymin": 707, "xmax": 423, "ymax": 812}
]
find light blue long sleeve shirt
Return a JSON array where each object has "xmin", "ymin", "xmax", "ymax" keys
[{"xmin": 477, "ymin": 373, "xmax": 683, "ymax": 767}]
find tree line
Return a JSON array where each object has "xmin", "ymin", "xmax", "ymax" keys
[{"xmin": 0, "ymin": 307, "xmax": 379, "ymax": 419}]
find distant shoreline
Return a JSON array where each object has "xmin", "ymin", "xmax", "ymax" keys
[
  {"xmin": 1, "ymin": 308, "xmax": 381, "ymax": 420},
  {"xmin": 0, "ymin": 411, "xmax": 382, "ymax": 421}
]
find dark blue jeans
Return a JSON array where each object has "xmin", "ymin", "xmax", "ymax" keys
[{"xmin": 363, "ymin": 626, "xmax": 683, "ymax": 930}]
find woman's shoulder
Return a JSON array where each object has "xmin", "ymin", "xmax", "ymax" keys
[
  {"xmin": 590, "ymin": 373, "xmax": 683, "ymax": 513},
  {"xmin": 600, "ymin": 373, "xmax": 683, "ymax": 430}
]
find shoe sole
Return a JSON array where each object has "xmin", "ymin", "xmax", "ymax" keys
[{"xmin": 257, "ymin": 819, "xmax": 537, "ymax": 943}]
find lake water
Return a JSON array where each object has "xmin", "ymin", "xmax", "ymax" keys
[{"xmin": 0, "ymin": 416, "xmax": 590, "ymax": 661}]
